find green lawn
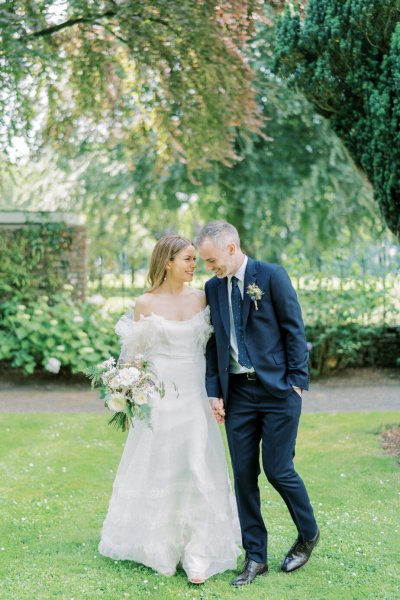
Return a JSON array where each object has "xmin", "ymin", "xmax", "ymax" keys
[{"xmin": 0, "ymin": 412, "xmax": 399, "ymax": 600}]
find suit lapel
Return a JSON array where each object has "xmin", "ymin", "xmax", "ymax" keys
[
  {"xmin": 243, "ymin": 257, "xmax": 257, "ymax": 328},
  {"xmin": 218, "ymin": 278, "xmax": 230, "ymax": 339}
]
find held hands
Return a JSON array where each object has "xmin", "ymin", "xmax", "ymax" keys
[{"xmin": 209, "ymin": 397, "xmax": 225, "ymax": 424}]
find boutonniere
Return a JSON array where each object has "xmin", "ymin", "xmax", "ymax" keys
[{"xmin": 246, "ymin": 283, "xmax": 264, "ymax": 311}]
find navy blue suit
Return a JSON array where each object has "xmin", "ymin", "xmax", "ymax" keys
[{"xmin": 205, "ymin": 258, "xmax": 317, "ymax": 563}]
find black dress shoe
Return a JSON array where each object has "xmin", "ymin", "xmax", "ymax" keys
[
  {"xmin": 281, "ymin": 528, "xmax": 320, "ymax": 573},
  {"xmin": 231, "ymin": 559, "xmax": 268, "ymax": 587}
]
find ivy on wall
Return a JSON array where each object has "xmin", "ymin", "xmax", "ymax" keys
[{"xmin": 0, "ymin": 223, "xmax": 73, "ymax": 301}]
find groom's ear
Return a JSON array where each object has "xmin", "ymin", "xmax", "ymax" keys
[{"xmin": 227, "ymin": 242, "xmax": 236, "ymax": 255}]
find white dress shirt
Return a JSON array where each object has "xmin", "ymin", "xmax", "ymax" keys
[{"xmin": 227, "ymin": 256, "xmax": 254, "ymax": 374}]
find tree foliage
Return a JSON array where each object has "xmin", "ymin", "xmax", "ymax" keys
[
  {"xmin": 274, "ymin": 0, "xmax": 400, "ymax": 239},
  {"xmin": 2, "ymin": 9, "xmax": 384, "ymax": 272},
  {"xmin": 1, "ymin": 2, "xmax": 390, "ymax": 272},
  {"xmin": 151, "ymin": 12, "xmax": 381, "ymax": 262},
  {"xmin": 0, "ymin": 0, "xmax": 264, "ymax": 170}
]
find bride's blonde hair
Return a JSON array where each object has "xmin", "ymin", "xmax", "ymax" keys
[{"xmin": 147, "ymin": 234, "xmax": 193, "ymax": 291}]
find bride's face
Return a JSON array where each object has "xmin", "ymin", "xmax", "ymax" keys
[{"xmin": 167, "ymin": 244, "xmax": 197, "ymax": 282}]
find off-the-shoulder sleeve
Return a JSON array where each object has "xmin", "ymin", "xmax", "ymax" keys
[
  {"xmin": 197, "ymin": 306, "xmax": 214, "ymax": 351},
  {"xmin": 115, "ymin": 314, "xmax": 149, "ymax": 362}
]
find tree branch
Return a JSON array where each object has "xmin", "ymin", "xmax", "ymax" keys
[
  {"xmin": 26, "ymin": 9, "xmax": 174, "ymax": 40},
  {"xmin": 102, "ymin": 24, "xmax": 129, "ymax": 45},
  {"xmin": 28, "ymin": 10, "xmax": 117, "ymax": 38}
]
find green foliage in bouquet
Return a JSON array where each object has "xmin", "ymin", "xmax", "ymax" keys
[
  {"xmin": 84, "ymin": 357, "xmax": 166, "ymax": 432},
  {"xmin": 0, "ymin": 293, "xmax": 119, "ymax": 374}
]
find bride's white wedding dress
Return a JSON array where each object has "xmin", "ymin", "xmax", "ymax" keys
[{"xmin": 98, "ymin": 307, "xmax": 241, "ymax": 580}]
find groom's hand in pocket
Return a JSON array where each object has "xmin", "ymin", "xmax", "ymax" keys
[
  {"xmin": 209, "ymin": 398, "xmax": 226, "ymax": 424},
  {"xmin": 292, "ymin": 386, "xmax": 302, "ymax": 398}
]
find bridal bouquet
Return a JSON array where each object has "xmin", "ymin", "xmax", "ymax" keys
[{"xmin": 84, "ymin": 355, "xmax": 164, "ymax": 431}]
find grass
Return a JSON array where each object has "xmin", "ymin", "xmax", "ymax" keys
[{"xmin": 0, "ymin": 412, "xmax": 399, "ymax": 600}]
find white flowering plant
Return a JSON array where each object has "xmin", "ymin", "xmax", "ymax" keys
[
  {"xmin": 84, "ymin": 355, "xmax": 164, "ymax": 431},
  {"xmin": 0, "ymin": 294, "xmax": 118, "ymax": 375}
]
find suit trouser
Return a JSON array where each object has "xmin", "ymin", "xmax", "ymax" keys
[{"xmin": 225, "ymin": 377, "xmax": 318, "ymax": 564}]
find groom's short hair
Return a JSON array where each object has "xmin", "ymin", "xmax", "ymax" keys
[{"xmin": 197, "ymin": 220, "xmax": 241, "ymax": 248}]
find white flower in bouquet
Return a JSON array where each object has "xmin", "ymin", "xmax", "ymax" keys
[
  {"xmin": 110, "ymin": 367, "xmax": 140, "ymax": 389},
  {"xmin": 108, "ymin": 393, "xmax": 128, "ymax": 412},
  {"xmin": 101, "ymin": 368, "xmax": 117, "ymax": 385},
  {"xmin": 99, "ymin": 357, "xmax": 116, "ymax": 370},
  {"xmin": 134, "ymin": 391, "xmax": 149, "ymax": 406},
  {"xmin": 84, "ymin": 354, "xmax": 166, "ymax": 432},
  {"xmin": 45, "ymin": 357, "xmax": 61, "ymax": 374}
]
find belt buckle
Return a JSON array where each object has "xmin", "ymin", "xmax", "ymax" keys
[{"xmin": 246, "ymin": 371, "xmax": 257, "ymax": 381}]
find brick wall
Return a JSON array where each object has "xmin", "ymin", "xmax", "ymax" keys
[{"xmin": 0, "ymin": 211, "xmax": 87, "ymax": 301}]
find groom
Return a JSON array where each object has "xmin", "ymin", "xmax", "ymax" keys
[{"xmin": 198, "ymin": 220, "xmax": 319, "ymax": 587}]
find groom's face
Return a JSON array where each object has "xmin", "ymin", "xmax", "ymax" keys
[{"xmin": 198, "ymin": 238, "xmax": 236, "ymax": 278}]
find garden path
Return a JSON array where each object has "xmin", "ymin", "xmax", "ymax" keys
[{"xmin": 0, "ymin": 368, "xmax": 398, "ymax": 413}]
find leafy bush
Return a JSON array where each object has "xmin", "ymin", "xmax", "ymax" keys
[
  {"xmin": 305, "ymin": 323, "xmax": 388, "ymax": 376},
  {"xmin": 299, "ymin": 281, "xmax": 400, "ymax": 375},
  {"xmin": 299, "ymin": 277, "xmax": 397, "ymax": 327},
  {"xmin": 0, "ymin": 293, "xmax": 120, "ymax": 375},
  {"xmin": 1, "ymin": 276, "xmax": 398, "ymax": 377}
]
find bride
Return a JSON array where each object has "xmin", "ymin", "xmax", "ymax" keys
[{"xmin": 98, "ymin": 234, "xmax": 241, "ymax": 584}]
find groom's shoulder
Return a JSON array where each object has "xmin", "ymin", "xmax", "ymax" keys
[
  {"xmin": 251, "ymin": 259, "xmax": 292, "ymax": 289},
  {"xmin": 205, "ymin": 275, "xmax": 220, "ymax": 291},
  {"xmin": 252, "ymin": 258, "xmax": 287, "ymax": 277}
]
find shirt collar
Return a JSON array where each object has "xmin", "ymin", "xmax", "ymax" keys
[{"xmin": 230, "ymin": 255, "xmax": 248, "ymax": 284}]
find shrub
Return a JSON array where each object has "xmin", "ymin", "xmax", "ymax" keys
[
  {"xmin": 298, "ymin": 276, "xmax": 399, "ymax": 374},
  {"xmin": 0, "ymin": 293, "xmax": 120, "ymax": 375},
  {"xmin": 305, "ymin": 322, "xmax": 390, "ymax": 376}
]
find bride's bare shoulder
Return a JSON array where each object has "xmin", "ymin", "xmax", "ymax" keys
[
  {"xmin": 134, "ymin": 293, "xmax": 154, "ymax": 319},
  {"xmin": 189, "ymin": 288, "xmax": 207, "ymax": 309}
]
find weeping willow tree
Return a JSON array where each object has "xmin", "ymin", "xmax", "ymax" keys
[
  {"xmin": 274, "ymin": 0, "xmax": 400, "ymax": 240},
  {"xmin": 0, "ymin": 0, "xmax": 264, "ymax": 171}
]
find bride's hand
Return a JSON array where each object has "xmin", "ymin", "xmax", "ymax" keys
[{"xmin": 209, "ymin": 398, "xmax": 225, "ymax": 424}]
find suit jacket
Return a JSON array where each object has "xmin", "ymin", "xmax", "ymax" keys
[{"xmin": 205, "ymin": 257, "xmax": 309, "ymax": 403}]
